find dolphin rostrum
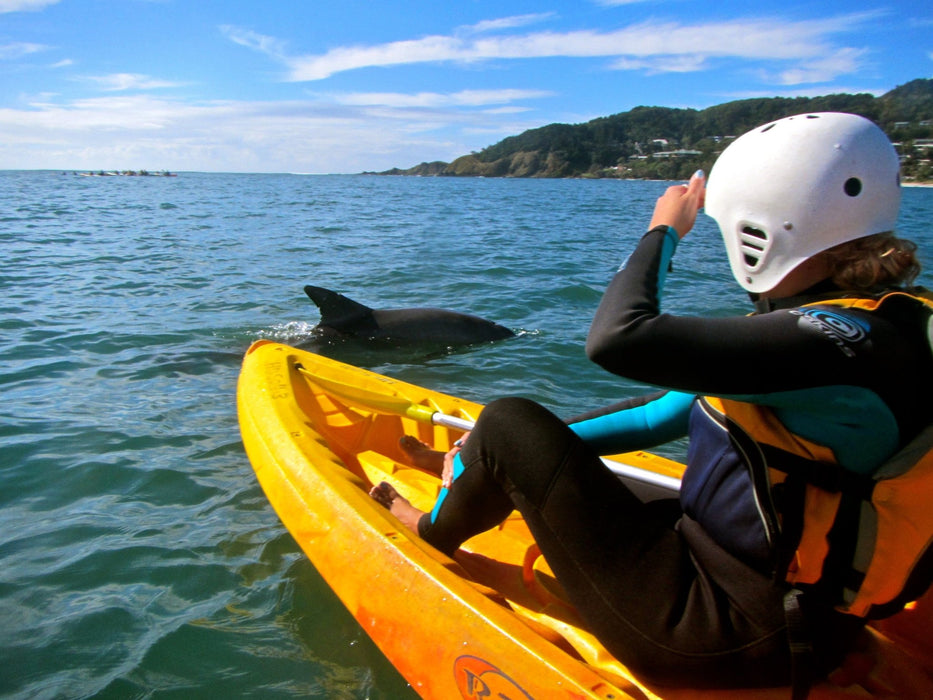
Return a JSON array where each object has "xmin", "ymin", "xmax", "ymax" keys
[{"xmin": 303, "ymin": 285, "xmax": 514, "ymax": 346}]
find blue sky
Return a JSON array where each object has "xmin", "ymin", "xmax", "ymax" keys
[{"xmin": 1, "ymin": 0, "xmax": 931, "ymax": 173}]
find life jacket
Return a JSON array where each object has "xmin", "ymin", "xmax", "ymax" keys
[{"xmin": 700, "ymin": 290, "xmax": 933, "ymax": 621}]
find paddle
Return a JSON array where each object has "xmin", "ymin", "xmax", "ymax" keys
[
  {"xmin": 296, "ymin": 365, "xmax": 682, "ymax": 493},
  {"xmin": 297, "ymin": 366, "xmax": 475, "ymax": 431}
]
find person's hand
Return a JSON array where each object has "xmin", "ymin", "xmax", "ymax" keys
[
  {"xmin": 442, "ymin": 431, "xmax": 469, "ymax": 488},
  {"xmin": 649, "ymin": 170, "xmax": 706, "ymax": 239}
]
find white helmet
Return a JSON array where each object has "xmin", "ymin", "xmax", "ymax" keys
[{"xmin": 705, "ymin": 112, "xmax": 901, "ymax": 294}]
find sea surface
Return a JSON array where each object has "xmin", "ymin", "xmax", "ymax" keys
[{"xmin": 2, "ymin": 171, "xmax": 932, "ymax": 699}]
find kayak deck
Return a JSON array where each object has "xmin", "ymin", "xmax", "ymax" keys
[{"xmin": 237, "ymin": 340, "xmax": 933, "ymax": 699}]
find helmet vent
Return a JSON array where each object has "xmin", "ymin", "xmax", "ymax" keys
[
  {"xmin": 740, "ymin": 225, "xmax": 769, "ymax": 268},
  {"xmin": 844, "ymin": 177, "xmax": 862, "ymax": 197}
]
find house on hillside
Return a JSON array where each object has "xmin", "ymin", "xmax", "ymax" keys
[{"xmin": 653, "ymin": 149, "xmax": 703, "ymax": 159}]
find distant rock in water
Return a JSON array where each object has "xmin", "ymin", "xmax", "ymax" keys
[{"xmin": 75, "ymin": 170, "xmax": 177, "ymax": 177}]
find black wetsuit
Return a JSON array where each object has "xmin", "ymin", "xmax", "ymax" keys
[{"xmin": 416, "ymin": 225, "xmax": 932, "ymax": 688}]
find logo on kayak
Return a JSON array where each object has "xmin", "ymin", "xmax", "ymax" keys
[{"xmin": 454, "ymin": 655, "xmax": 533, "ymax": 700}]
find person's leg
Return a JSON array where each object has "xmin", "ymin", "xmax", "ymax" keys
[
  {"xmin": 421, "ymin": 397, "xmax": 687, "ymax": 616},
  {"xmin": 413, "ymin": 445, "xmax": 515, "ymax": 556},
  {"xmin": 449, "ymin": 397, "xmax": 793, "ymax": 687}
]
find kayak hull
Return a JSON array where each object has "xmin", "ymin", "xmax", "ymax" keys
[{"xmin": 237, "ymin": 340, "xmax": 933, "ymax": 699}]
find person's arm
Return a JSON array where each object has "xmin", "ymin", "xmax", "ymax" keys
[
  {"xmin": 586, "ymin": 172, "xmax": 863, "ymax": 395},
  {"xmin": 586, "ymin": 228, "xmax": 866, "ymax": 395}
]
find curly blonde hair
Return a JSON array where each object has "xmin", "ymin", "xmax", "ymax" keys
[{"xmin": 823, "ymin": 232, "xmax": 921, "ymax": 290}]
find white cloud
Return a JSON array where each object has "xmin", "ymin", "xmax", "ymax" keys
[
  {"xmin": 219, "ymin": 25, "xmax": 287, "ymax": 60},
  {"xmin": 81, "ymin": 73, "xmax": 186, "ymax": 91},
  {"xmin": 772, "ymin": 47, "xmax": 867, "ymax": 86},
  {"xmin": 481, "ymin": 106, "xmax": 534, "ymax": 115},
  {"xmin": 464, "ymin": 13, "xmax": 556, "ymax": 34},
  {"xmin": 232, "ymin": 13, "xmax": 876, "ymax": 84},
  {"xmin": 0, "ymin": 41, "xmax": 48, "ymax": 59},
  {"xmin": 331, "ymin": 88, "xmax": 553, "ymax": 108},
  {"xmin": 0, "ymin": 0, "xmax": 59, "ymax": 12},
  {"xmin": 285, "ymin": 35, "xmax": 465, "ymax": 81},
  {"xmin": 610, "ymin": 54, "xmax": 710, "ymax": 74}
]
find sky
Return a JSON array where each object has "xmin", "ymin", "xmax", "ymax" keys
[{"xmin": 1, "ymin": 0, "xmax": 931, "ymax": 174}]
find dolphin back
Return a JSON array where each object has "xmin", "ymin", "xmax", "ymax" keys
[{"xmin": 368, "ymin": 307, "xmax": 515, "ymax": 344}]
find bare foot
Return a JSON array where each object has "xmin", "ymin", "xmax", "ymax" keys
[
  {"xmin": 369, "ymin": 481, "xmax": 425, "ymax": 533},
  {"xmin": 399, "ymin": 435, "xmax": 445, "ymax": 474}
]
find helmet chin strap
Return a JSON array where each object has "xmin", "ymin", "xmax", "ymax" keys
[
  {"xmin": 750, "ymin": 279, "xmax": 844, "ymax": 314},
  {"xmin": 751, "ymin": 293, "xmax": 773, "ymax": 314}
]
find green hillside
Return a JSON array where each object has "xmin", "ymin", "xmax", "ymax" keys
[{"xmin": 376, "ymin": 79, "xmax": 933, "ymax": 182}]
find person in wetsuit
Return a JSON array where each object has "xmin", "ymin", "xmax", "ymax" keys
[{"xmin": 370, "ymin": 112, "xmax": 930, "ymax": 689}]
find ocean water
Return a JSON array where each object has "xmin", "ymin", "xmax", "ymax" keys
[{"xmin": 2, "ymin": 171, "xmax": 931, "ymax": 699}]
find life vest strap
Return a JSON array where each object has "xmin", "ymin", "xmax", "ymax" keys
[
  {"xmin": 758, "ymin": 444, "xmax": 876, "ymax": 498},
  {"xmin": 784, "ymin": 588, "xmax": 815, "ymax": 700}
]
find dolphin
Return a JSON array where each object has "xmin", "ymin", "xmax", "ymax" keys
[{"xmin": 303, "ymin": 285, "xmax": 515, "ymax": 346}]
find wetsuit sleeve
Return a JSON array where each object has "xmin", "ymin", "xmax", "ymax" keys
[
  {"xmin": 569, "ymin": 390, "xmax": 693, "ymax": 454},
  {"xmin": 585, "ymin": 226, "xmax": 876, "ymax": 396}
]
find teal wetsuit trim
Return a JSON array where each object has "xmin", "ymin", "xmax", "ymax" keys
[
  {"xmin": 655, "ymin": 225, "xmax": 679, "ymax": 296},
  {"xmin": 429, "ymin": 452, "xmax": 466, "ymax": 524},
  {"xmin": 570, "ymin": 390, "xmax": 693, "ymax": 455}
]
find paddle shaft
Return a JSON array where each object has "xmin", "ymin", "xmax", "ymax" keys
[
  {"xmin": 428, "ymin": 412, "xmax": 680, "ymax": 492},
  {"xmin": 297, "ymin": 365, "xmax": 682, "ymax": 493}
]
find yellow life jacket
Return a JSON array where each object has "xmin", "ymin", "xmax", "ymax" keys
[{"xmin": 703, "ymin": 290, "xmax": 933, "ymax": 620}]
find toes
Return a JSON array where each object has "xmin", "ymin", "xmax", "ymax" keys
[
  {"xmin": 399, "ymin": 435, "xmax": 430, "ymax": 455},
  {"xmin": 369, "ymin": 481, "xmax": 396, "ymax": 509},
  {"xmin": 399, "ymin": 435, "xmax": 420, "ymax": 453}
]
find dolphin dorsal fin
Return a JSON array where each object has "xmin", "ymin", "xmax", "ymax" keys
[{"xmin": 303, "ymin": 286, "xmax": 373, "ymax": 327}]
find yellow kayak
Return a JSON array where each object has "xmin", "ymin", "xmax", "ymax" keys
[{"xmin": 237, "ymin": 340, "xmax": 933, "ymax": 699}]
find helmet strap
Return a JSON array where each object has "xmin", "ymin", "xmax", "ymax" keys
[
  {"xmin": 751, "ymin": 280, "xmax": 850, "ymax": 315},
  {"xmin": 751, "ymin": 294, "xmax": 774, "ymax": 315}
]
